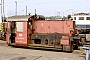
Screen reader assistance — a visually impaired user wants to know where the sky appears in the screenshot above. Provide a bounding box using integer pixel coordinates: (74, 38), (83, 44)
(1, 0), (90, 17)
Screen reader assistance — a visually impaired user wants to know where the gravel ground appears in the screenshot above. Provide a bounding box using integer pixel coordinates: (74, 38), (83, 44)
(0, 40), (86, 60)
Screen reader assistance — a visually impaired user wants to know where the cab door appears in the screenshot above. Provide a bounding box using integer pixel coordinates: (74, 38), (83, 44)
(5, 22), (11, 45)
(15, 22), (28, 46)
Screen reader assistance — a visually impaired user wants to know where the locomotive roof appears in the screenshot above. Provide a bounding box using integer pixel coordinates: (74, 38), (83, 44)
(6, 15), (31, 21)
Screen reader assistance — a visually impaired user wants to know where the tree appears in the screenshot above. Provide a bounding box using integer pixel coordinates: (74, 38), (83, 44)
(45, 16), (67, 20)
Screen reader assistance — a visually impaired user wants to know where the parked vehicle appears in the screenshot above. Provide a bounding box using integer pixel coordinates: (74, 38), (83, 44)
(72, 13), (90, 45)
(5, 15), (82, 52)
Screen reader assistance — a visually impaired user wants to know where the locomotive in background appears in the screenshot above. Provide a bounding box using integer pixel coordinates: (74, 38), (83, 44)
(72, 12), (90, 34)
(71, 13), (90, 45)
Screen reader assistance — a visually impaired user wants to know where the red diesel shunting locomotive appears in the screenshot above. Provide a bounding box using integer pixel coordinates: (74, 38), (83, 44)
(5, 15), (80, 52)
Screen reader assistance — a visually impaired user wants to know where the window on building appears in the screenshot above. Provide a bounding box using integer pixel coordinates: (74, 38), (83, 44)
(74, 17), (76, 20)
(79, 17), (84, 20)
(86, 17), (90, 20)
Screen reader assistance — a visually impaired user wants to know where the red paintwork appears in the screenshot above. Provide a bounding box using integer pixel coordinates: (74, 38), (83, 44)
(34, 20), (75, 34)
(5, 22), (8, 28)
(60, 40), (69, 45)
(34, 21), (49, 33)
(49, 21), (63, 33)
(6, 22), (28, 46)
(63, 20), (75, 34)
(15, 22), (28, 46)
(60, 36), (70, 45)
(6, 17), (75, 46)
(34, 20), (75, 45)
(6, 22), (9, 44)
(4, 22), (9, 44)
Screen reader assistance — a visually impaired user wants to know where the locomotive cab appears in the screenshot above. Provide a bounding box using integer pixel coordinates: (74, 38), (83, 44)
(6, 15), (32, 46)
